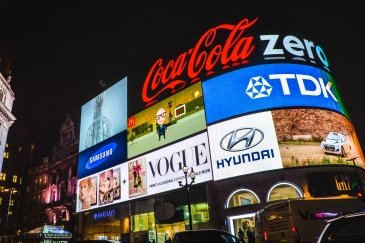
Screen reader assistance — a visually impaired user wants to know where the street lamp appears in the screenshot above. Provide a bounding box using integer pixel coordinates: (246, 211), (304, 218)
(3, 188), (16, 240)
(178, 166), (196, 230)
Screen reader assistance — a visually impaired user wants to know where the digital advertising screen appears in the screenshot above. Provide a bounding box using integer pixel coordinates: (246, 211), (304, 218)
(79, 78), (128, 153)
(208, 111), (283, 181)
(76, 132), (213, 212)
(207, 109), (365, 181)
(272, 108), (364, 168)
(202, 63), (348, 125)
(127, 82), (206, 158)
(77, 78), (128, 179)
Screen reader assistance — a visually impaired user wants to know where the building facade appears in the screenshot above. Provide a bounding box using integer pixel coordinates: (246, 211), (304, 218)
(23, 114), (78, 242)
(0, 61), (16, 172)
(74, 16), (365, 243)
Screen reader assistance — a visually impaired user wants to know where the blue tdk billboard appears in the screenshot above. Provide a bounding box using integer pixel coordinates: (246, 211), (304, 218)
(202, 63), (348, 124)
(77, 77), (128, 179)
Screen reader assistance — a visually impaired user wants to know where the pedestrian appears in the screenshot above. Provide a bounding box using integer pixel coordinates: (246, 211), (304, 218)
(238, 227), (245, 241)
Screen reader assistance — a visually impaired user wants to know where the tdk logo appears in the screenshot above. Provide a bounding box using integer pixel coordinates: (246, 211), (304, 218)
(220, 128), (264, 152)
(246, 77), (272, 99)
(246, 74), (337, 102)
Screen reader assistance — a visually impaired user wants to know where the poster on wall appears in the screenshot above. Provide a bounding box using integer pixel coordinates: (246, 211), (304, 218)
(127, 82), (206, 159)
(77, 78), (128, 179)
(208, 111), (283, 181)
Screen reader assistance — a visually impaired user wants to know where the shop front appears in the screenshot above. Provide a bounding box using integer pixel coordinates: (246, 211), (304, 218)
(215, 165), (365, 239)
(79, 184), (217, 243)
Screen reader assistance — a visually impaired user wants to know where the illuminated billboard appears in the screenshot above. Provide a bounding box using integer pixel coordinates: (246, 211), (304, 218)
(208, 112), (283, 181)
(76, 132), (213, 212)
(272, 108), (364, 167)
(77, 78), (127, 179)
(208, 109), (364, 181)
(127, 82), (206, 158)
(202, 63), (348, 124)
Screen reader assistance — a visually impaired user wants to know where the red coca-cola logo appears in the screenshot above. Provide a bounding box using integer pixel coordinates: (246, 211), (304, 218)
(142, 17), (258, 107)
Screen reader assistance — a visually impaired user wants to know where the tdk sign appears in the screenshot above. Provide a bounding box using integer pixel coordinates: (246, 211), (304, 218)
(202, 63), (349, 124)
(246, 74), (337, 102)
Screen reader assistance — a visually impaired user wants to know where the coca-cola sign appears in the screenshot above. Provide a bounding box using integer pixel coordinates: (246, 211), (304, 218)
(141, 17), (330, 109)
(142, 17), (258, 107)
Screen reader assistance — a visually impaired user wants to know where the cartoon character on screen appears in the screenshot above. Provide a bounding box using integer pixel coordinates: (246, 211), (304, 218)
(156, 107), (167, 141)
(99, 169), (114, 205)
(86, 92), (112, 148)
(133, 163), (143, 192)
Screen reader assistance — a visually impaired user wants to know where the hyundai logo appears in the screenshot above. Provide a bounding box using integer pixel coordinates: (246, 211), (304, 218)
(220, 128), (264, 152)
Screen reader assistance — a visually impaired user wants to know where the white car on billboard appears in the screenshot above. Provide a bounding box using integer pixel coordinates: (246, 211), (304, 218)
(320, 132), (351, 157)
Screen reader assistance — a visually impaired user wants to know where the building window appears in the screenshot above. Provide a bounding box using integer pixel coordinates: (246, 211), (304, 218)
(12, 175), (17, 183)
(267, 182), (303, 202)
(0, 173), (6, 181)
(3, 152), (9, 158)
(0, 197), (2, 205)
(226, 189), (260, 208)
(19, 177), (23, 184)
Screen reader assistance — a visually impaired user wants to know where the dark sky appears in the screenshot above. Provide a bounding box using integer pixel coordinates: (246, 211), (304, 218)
(1, 1), (365, 160)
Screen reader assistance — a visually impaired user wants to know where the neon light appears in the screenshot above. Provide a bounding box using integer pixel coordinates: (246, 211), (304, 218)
(142, 17), (258, 107)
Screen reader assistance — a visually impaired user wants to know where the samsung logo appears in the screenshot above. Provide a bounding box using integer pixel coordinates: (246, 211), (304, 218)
(220, 127), (264, 152)
(86, 143), (116, 169)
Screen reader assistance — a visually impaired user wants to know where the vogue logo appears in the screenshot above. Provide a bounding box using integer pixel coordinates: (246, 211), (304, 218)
(142, 17), (258, 107)
(220, 128), (264, 152)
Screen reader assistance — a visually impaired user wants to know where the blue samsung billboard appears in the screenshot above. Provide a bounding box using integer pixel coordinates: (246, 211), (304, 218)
(77, 131), (127, 179)
(77, 77), (128, 179)
(202, 63), (349, 124)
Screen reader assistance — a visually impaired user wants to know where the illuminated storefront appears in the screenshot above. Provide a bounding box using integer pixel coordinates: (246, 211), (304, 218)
(75, 17), (365, 243)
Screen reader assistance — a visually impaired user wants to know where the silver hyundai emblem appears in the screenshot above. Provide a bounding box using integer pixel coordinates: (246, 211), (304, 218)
(220, 127), (264, 152)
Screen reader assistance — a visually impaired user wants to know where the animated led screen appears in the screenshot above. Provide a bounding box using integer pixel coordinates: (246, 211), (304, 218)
(127, 82), (206, 159)
(77, 78), (127, 179)
(208, 109), (364, 181)
(202, 63), (348, 125)
(76, 132), (213, 212)
(79, 78), (127, 152)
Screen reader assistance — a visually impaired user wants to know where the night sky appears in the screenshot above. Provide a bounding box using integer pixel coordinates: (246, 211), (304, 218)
(1, 1), (365, 161)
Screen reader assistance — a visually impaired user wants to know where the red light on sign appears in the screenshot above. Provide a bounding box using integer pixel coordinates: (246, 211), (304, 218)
(128, 117), (136, 128)
(142, 17), (258, 107)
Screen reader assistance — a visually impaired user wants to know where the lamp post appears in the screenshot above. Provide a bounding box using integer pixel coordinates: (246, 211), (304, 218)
(178, 166), (196, 230)
(3, 188), (16, 241)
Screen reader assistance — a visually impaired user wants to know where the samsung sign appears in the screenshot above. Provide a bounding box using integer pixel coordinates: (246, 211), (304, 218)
(78, 131), (127, 179)
(203, 63), (348, 124)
